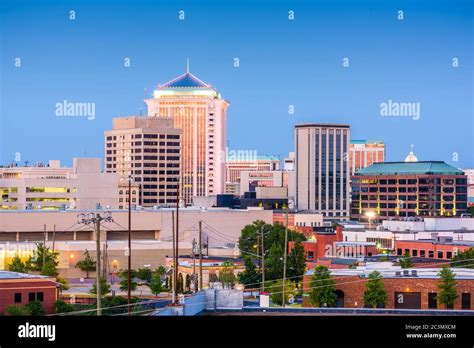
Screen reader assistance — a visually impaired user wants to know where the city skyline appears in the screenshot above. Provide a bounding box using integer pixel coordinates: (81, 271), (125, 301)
(1, 0), (473, 169)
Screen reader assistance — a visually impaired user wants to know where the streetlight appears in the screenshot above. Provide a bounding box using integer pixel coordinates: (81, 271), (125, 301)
(365, 211), (376, 230)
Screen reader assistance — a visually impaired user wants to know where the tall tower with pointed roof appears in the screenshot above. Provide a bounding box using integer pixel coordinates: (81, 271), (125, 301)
(144, 68), (229, 204)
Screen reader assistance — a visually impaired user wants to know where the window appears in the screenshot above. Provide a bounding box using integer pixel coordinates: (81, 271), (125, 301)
(446, 251), (452, 259)
(437, 251), (444, 259)
(412, 249), (418, 257)
(14, 293), (22, 303)
(428, 250), (434, 258)
(462, 293), (471, 310)
(308, 251), (314, 260)
(428, 293), (437, 309)
(37, 292), (44, 302)
(28, 292), (35, 302)
(397, 248), (403, 256)
(420, 250), (425, 257)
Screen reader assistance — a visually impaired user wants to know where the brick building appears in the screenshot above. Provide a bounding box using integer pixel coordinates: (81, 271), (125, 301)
(0, 271), (57, 315)
(288, 225), (377, 268)
(351, 161), (468, 221)
(303, 263), (474, 310)
(395, 239), (474, 260)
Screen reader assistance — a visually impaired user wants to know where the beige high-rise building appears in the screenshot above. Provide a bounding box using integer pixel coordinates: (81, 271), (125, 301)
(295, 123), (350, 219)
(144, 70), (229, 205)
(104, 116), (181, 207)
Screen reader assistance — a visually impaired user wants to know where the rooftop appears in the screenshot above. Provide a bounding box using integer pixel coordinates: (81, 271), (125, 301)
(356, 161), (464, 176)
(0, 271), (53, 280)
(305, 263), (474, 280)
(159, 72), (214, 89)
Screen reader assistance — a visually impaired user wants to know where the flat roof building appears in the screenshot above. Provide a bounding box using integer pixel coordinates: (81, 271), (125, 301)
(104, 116), (181, 207)
(351, 161), (468, 221)
(295, 123), (350, 219)
(0, 159), (119, 211)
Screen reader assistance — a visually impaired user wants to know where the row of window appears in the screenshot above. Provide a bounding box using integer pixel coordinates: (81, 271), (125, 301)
(14, 291), (44, 303)
(397, 248), (453, 259)
(106, 134), (180, 140)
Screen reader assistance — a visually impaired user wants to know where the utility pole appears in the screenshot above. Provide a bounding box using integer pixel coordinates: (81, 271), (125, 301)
(261, 225), (265, 292)
(192, 238), (197, 293)
(171, 210), (175, 304)
(174, 182), (180, 305)
(198, 220), (203, 291)
(52, 225), (56, 253)
(127, 175), (132, 315)
(77, 211), (113, 316)
(43, 224), (46, 271)
(282, 207), (289, 307)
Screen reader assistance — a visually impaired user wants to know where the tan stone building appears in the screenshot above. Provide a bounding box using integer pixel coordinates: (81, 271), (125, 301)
(104, 116), (181, 207)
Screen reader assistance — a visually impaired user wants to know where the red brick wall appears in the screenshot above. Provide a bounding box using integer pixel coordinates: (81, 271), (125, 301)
(303, 274), (474, 310)
(395, 240), (472, 260)
(0, 279), (57, 315)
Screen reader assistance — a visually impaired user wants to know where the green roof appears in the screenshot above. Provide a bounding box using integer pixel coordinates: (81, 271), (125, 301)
(356, 161), (464, 176)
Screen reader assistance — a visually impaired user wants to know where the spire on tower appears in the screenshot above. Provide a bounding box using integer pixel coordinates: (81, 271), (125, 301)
(186, 58), (190, 74)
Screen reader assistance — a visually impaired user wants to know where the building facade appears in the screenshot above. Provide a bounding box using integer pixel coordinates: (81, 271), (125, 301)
(303, 264), (474, 310)
(0, 272), (57, 314)
(351, 161), (468, 221)
(295, 123), (350, 219)
(226, 154), (280, 190)
(0, 159), (119, 210)
(239, 170), (287, 196)
(145, 71), (229, 204)
(349, 140), (385, 175)
(104, 116), (181, 207)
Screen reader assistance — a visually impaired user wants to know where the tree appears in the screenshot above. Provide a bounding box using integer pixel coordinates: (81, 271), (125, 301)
(269, 279), (296, 306)
(137, 268), (153, 283)
(6, 304), (31, 316)
(287, 241), (307, 282)
(55, 300), (74, 313)
(26, 301), (45, 316)
(399, 251), (413, 268)
(309, 266), (337, 307)
(8, 254), (27, 273)
(26, 243), (68, 292)
(265, 243), (284, 281)
(363, 271), (387, 308)
(219, 261), (236, 288)
(119, 269), (137, 292)
(26, 243), (59, 273)
(467, 205), (474, 216)
(237, 257), (261, 287)
(149, 266), (166, 295)
(90, 277), (111, 297)
(438, 266), (458, 309)
(451, 248), (474, 269)
(75, 250), (96, 278)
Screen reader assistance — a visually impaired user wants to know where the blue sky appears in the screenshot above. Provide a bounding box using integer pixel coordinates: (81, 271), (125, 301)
(1, 0), (473, 167)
